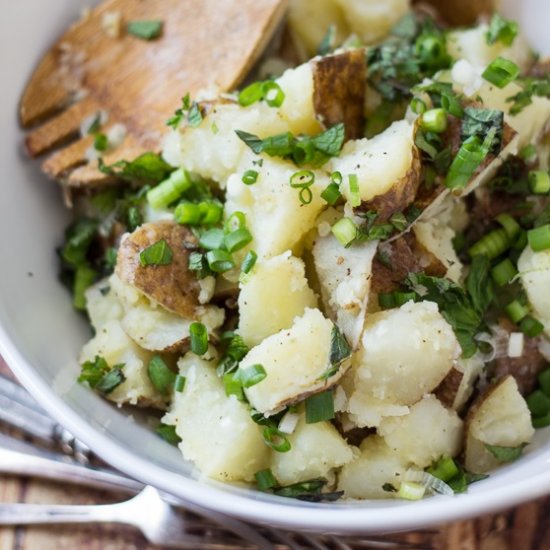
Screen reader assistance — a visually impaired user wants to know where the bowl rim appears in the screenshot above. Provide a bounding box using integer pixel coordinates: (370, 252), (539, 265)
(2, 324), (550, 533)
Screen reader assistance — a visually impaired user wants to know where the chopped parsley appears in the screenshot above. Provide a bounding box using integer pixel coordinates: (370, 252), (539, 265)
(127, 20), (163, 41)
(139, 239), (174, 267)
(79, 356), (125, 394)
(235, 123), (345, 167)
(507, 77), (550, 115)
(99, 152), (173, 185)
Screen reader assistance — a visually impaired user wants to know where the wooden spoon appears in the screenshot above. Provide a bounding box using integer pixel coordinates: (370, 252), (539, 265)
(20, 0), (287, 189)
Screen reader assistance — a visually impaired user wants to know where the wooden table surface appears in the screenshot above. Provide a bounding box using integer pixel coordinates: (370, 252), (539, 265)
(1, 356), (549, 550)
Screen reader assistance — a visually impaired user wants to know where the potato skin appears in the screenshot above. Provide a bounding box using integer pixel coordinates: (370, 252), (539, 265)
(312, 48), (366, 140)
(116, 221), (201, 319)
(414, 0), (494, 26)
(361, 145), (421, 222)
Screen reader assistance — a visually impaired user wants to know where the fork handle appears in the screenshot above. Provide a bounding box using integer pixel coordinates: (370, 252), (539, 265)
(0, 502), (123, 526)
(0, 446), (143, 494)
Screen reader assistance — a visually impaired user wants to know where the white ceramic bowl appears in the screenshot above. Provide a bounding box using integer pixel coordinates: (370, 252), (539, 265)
(3, 0), (550, 535)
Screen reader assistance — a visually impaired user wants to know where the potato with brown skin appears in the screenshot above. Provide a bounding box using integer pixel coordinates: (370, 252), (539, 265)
(312, 48), (366, 141)
(116, 221), (201, 319)
(361, 145), (422, 222)
(414, 0), (494, 26)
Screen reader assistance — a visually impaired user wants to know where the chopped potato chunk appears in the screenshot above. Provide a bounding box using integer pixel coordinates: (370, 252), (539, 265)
(271, 415), (355, 485)
(163, 352), (269, 482)
(238, 251), (317, 347)
(378, 395), (463, 469)
(243, 308), (350, 414)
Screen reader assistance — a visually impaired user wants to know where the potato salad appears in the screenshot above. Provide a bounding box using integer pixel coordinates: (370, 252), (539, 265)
(59, 0), (550, 502)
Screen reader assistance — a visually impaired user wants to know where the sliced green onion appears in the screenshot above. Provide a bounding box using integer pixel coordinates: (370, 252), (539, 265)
(520, 144), (537, 162)
(199, 228), (225, 251)
(147, 356), (176, 394)
(174, 374), (186, 393)
(147, 168), (192, 210)
(332, 218), (357, 247)
(238, 82), (265, 107)
(348, 174), (361, 207)
(482, 57), (520, 89)
(223, 372), (246, 401)
(398, 481), (426, 501)
(320, 182), (341, 205)
(529, 171), (550, 194)
(427, 456), (459, 483)
(262, 81), (285, 108)
(415, 32), (448, 70)
(225, 227), (253, 253)
(262, 426), (291, 452)
(495, 213), (521, 239)
(330, 171), (343, 185)
(539, 368), (550, 396)
(234, 364), (267, 388)
(420, 108), (448, 133)
(174, 202), (201, 225)
(290, 170), (315, 188)
(526, 390), (550, 417)
(505, 300), (529, 324)
(198, 201), (223, 225)
(411, 97), (427, 115)
(189, 322), (208, 355)
(224, 211), (246, 232)
(528, 224), (550, 251)
(299, 187), (313, 205)
(305, 390), (335, 424)
(139, 239), (173, 267)
(255, 469), (278, 491)
(241, 250), (258, 274)
(445, 130), (495, 191)
(242, 170), (259, 185)
(206, 249), (235, 273)
(520, 315), (545, 337)
(94, 133), (108, 152)
(468, 228), (510, 259)
(491, 258), (517, 287)
(73, 265), (97, 311)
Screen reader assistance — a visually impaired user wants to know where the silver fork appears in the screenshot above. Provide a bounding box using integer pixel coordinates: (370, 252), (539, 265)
(0, 373), (436, 549)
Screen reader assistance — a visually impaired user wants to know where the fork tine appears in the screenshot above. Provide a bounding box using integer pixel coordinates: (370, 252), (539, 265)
(25, 95), (101, 157)
(19, 48), (77, 128)
(42, 135), (92, 178)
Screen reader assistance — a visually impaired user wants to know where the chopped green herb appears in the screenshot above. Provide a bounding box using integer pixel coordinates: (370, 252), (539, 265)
(187, 102), (203, 127)
(93, 133), (108, 152)
(241, 250), (258, 274)
(147, 356), (176, 395)
(127, 20), (163, 40)
(317, 25), (336, 55)
(235, 124), (345, 167)
(461, 108), (503, 153)
(166, 94), (191, 129)
(99, 152), (173, 185)
(507, 77), (550, 115)
(156, 423), (181, 446)
(61, 219), (98, 268)
(273, 478), (343, 502)
(95, 366), (125, 395)
(73, 265), (97, 311)
(485, 443), (526, 463)
(78, 356), (111, 388)
(329, 325), (351, 369)
(188, 252), (213, 279)
(174, 375), (186, 393)
(217, 332), (249, 376)
(238, 80), (285, 108)
(139, 239), (173, 267)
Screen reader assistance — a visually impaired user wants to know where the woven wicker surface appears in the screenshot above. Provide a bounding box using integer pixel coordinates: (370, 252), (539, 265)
(0, 356), (548, 550)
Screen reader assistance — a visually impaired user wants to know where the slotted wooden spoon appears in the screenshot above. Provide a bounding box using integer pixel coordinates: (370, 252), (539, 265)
(20, 0), (287, 189)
